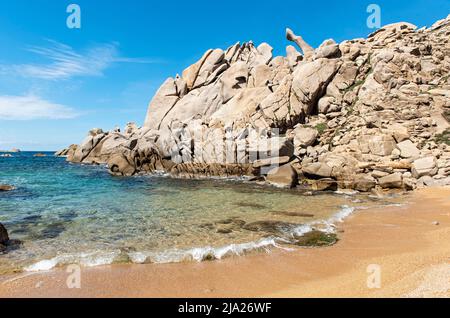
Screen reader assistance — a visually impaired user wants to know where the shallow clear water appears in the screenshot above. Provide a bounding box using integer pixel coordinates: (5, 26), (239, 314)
(0, 152), (401, 273)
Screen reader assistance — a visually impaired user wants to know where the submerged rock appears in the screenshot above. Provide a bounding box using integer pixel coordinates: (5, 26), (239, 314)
(294, 230), (338, 247)
(271, 211), (314, 218)
(234, 202), (267, 209)
(243, 220), (298, 235)
(0, 184), (15, 191)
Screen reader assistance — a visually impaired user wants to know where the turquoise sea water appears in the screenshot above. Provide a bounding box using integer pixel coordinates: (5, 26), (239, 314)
(0, 152), (398, 273)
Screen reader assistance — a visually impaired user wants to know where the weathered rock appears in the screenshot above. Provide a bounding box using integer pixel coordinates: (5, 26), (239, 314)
(359, 135), (397, 156)
(291, 58), (340, 115)
(303, 162), (333, 178)
(353, 175), (377, 192)
(107, 153), (137, 176)
(388, 124), (410, 143)
(253, 156), (291, 169)
(55, 144), (78, 158)
(192, 49), (226, 89)
(286, 28), (314, 59)
(144, 78), (180, 130)
(220, 61), (249, 103)
(309, 178), (338, 191)
(315, 39), (341, 59)
(397, 140), (420, 159)
(266, 164), (298, 188)
(286, 45), (302, 68)
(412, 157), (438, 179)
(293, 127), (319, 149)
(379, 173), (403, 189)
(64, 15), (450, 193)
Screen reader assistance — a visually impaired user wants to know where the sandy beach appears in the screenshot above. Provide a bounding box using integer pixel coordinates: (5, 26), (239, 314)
(0, 187), (449, 298)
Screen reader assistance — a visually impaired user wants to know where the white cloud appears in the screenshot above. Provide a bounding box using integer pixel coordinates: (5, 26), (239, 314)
(0, 94), (78, 120)
(4, 40), (159, 80)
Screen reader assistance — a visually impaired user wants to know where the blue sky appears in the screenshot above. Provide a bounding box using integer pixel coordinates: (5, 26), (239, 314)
(0, 0), (448, 151)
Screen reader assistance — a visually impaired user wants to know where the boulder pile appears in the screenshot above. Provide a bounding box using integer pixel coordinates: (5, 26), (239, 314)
(58, 15), (450, 192)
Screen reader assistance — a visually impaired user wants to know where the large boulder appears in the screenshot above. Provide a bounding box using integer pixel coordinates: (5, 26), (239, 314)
(302, 162), (333, 178)
(412, 157), (438, 179)
(55, 144), (78, 158)
(291, 58), (341, 115)
(251, 74), (304, 129)
(144, 78), (180, 130)
(315, 39), (341, 59)
(69, 129), (106, 163)
(107, 152), (137, 176)
(396, 140), (420, 159)
(266, 164), (298, 188)
(353, 175), (377, 192)
(379, 173), (403, 189)
(387, 124), (410, 143)
(293, 126), (319, 149)
(181, 49), (226, 90)
(191, 49), (226, 89)
(211, 87), (272, 125)
(359, 135), (397, 156)
(220, 62), (249, 103)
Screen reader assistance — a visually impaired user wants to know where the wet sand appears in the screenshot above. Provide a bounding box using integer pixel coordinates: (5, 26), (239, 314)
(0, 187), (449, 298)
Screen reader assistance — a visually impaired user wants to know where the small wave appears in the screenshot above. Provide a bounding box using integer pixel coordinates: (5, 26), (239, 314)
(290, 205), (355, 236)
(24, 206), (356, 272)
(24, 239), (280, 272)
(25, 251), (121, 272)
(129, 237), (281, 264)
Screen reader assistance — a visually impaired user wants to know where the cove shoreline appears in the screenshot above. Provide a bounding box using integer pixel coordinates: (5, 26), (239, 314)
(0, 187), (448, 298)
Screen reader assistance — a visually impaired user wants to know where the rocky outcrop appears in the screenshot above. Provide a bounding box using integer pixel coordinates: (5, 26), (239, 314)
(266, 164), (298, 188)
(61, 15), (450, 192)
(54, 144), (78, 158)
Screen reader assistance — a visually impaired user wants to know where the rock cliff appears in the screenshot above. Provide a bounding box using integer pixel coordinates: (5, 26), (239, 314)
(59, 15), (450, 192)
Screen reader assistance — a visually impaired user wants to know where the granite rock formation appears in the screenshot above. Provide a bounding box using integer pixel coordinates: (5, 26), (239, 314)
(58, 15), (450, 192)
